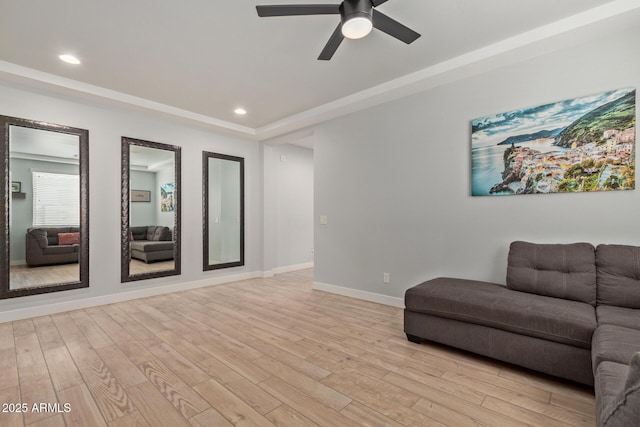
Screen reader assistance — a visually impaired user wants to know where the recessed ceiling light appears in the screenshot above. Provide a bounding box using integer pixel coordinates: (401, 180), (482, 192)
(59, 54), (81, 65)
(234, 107), (247, 115)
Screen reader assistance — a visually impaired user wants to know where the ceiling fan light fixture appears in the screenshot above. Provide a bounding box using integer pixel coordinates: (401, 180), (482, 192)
(340, 0), (373, 40)
(341, 16), (372, 39)
(256, 0), (420, 60)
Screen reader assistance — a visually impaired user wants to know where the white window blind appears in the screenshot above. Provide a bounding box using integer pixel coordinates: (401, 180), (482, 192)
(32, 171), (80, 226)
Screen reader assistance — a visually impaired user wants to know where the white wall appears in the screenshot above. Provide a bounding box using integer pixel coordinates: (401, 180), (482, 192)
(271, 143), (314, 270)
(130, 170), (156, 227)
(313, 25), (640, 301)
(0, 81), (262, 318)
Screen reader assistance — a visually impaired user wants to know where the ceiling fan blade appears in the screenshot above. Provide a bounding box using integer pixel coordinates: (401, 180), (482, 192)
(256, 4), (340, 17)
(318, 23), (344, 60)
(371, 0), (390, 6)
(372, 9), (420, 44)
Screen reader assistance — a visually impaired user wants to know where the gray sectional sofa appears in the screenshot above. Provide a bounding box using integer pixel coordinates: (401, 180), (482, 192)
(129, 226), (174, 263)
(404, 241), (640, 426)
(26, 226), (80, 266)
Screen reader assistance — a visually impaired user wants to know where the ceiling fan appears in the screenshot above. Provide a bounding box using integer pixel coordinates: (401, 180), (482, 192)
(256, 0), (420, 60)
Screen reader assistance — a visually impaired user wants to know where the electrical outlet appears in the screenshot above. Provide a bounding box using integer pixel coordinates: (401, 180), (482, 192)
(320, 215), (328, 225)
(383, 272), (390, 283)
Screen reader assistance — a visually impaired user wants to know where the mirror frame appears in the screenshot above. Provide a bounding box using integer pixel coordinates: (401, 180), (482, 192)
(202, 151), (245, 271)
(121, 137), (181, 282)
(0, 115), (89, 299)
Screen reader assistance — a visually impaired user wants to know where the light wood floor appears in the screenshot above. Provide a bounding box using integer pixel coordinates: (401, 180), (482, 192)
(129, 259), (175, 276)
(9, 263), (79, 290)
(0, 269), (596, 427)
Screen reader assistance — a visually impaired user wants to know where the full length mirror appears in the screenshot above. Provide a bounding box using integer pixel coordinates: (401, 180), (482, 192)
(121, 137), (181, 282)
(203, 152), (244, 270)
(1, 116), (89, 299)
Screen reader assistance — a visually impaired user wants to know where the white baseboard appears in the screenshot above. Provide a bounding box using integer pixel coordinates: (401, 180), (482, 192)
(313, 281), (404, 308)
(273, 262), (314, 275)
(0, 270), (269, 323)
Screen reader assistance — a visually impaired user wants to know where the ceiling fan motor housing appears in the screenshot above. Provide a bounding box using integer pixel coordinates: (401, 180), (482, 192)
(339, 0), (373, 25)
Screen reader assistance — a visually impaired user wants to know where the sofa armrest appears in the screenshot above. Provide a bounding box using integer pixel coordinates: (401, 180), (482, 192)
(26, 229), (49, 249)
(602, 352), (640, 426)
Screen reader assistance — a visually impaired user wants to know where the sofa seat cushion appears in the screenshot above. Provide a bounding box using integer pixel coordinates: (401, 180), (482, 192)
(595, 361), (629, 426)
(592, 325), (640, 371)
(43, 245), (77, 255)
(507, 241), (596, 305)
(601, 352), (640, 427)
(130, 241), (173, 253)
(405, 277), (596, 348)
(597, 305), (640, 330)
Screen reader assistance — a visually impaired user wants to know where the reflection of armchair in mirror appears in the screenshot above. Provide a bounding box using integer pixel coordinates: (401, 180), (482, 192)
(0, 115), (89, 299)
(121, 137), (181, 282)
(203, 152), (244, 271)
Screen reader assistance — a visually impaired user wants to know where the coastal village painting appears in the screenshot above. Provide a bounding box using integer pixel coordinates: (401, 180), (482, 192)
(471, 88), (636, 196)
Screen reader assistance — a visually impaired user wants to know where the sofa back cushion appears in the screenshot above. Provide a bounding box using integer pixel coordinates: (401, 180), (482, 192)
(146, 226), (171, 241)
(130, 226), (148, 241)
(28, 227), (78, 246)
(147, 225), (171, 242)
(27, 228), (49, 248)
(597, 244), (640, 308)
(129, 226), (171, 241)
(507, 241), (596, 305)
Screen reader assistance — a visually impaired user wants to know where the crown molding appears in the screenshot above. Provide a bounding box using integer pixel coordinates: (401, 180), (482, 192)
(0, 60), (256, 137)
(255, 0), (640, 140)
(0, 0), (638, 142)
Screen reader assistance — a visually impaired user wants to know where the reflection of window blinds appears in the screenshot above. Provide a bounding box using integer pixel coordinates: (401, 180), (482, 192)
(32, 171), (80, 226)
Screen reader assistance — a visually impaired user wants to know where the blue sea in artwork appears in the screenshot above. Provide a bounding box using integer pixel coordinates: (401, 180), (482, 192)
(471, 139), (569, 196)
(472, 140), (570, 196)
(472, 145), (504, 196)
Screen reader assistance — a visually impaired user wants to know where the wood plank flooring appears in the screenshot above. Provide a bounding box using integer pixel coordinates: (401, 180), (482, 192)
(0, 269), (596, 426)
(8, 260), (174, 292)
(9, 264), (79, 290)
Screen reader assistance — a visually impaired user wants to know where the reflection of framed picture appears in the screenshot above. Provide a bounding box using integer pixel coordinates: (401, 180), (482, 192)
(161, 182), (174, 212)
(11, 181), (21, 193)
(131, 189), (151, 202)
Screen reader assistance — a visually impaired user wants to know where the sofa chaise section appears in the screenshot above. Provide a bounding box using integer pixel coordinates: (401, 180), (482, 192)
(405, 273), (597, 385)
(404, 241), (640, 426)
(130, 226), (174, 263)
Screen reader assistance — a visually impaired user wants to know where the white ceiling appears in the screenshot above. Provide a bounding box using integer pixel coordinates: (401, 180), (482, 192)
(9, 126), (79, 161)
(0, 0), (639, 143)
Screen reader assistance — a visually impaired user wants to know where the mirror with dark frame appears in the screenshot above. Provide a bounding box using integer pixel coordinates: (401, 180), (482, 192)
(121, 137), (181, 282)
(0, 115), (89, 299)
(203, 151), (244, 271)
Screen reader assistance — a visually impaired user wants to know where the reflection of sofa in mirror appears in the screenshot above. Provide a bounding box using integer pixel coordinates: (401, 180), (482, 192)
(130, 226), (174, 263)
(26, 227), (80, 267)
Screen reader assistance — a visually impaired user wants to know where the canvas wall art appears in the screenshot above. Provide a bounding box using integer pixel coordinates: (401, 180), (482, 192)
(471, 88), (636, 196)
(160, 182), (174, 212)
